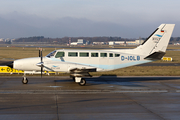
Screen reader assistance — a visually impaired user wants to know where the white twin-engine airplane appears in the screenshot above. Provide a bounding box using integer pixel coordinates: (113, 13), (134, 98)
(8, 24), (175, 86)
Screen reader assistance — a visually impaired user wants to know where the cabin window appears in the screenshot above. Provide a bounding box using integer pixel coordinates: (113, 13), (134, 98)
(80, 52), (89, 57)
(91, 53), (98, 57)
(68, 52), (78, 57)
(115, 54), (120, 57)
(55, 52), (65, 58)
(109, 53), (113, 57)
(100, 53), (107, 57)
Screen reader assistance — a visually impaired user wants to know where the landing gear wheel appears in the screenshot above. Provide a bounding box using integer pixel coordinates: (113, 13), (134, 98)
(79, 78), (86, 86)
(22, 77), (28, 84)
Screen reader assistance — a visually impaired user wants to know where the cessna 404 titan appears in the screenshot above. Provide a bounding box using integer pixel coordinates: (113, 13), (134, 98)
(7, 24), (175, 86)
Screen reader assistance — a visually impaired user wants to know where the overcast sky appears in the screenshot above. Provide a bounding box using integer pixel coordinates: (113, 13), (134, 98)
(0, 0), (179, 38)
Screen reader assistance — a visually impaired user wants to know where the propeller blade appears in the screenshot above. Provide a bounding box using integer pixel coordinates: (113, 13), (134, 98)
(41, 49), (42, 62)
(39, 48), (43, 78)
(39, 49), (41, 57)
(41, 65), (43, 78)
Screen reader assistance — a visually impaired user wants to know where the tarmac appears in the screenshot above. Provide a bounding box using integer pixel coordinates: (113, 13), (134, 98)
(0, 76), (180, 120)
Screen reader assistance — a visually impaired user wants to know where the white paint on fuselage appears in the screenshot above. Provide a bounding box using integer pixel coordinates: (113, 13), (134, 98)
(13, 49), (151, 72)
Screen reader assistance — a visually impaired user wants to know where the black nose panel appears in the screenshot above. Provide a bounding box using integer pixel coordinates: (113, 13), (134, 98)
(0, 61), (13, 68)
(7, 61), (14, 68)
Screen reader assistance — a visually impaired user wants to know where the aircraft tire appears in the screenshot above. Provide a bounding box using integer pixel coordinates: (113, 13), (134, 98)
(79, 78), (86, 86)
(22, 78), (28, 84)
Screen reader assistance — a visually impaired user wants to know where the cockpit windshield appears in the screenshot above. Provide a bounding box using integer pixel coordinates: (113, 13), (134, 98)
(46, 50), (56, 58)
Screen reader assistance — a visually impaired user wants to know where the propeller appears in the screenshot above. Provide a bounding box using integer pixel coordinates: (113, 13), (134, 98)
(40, 49), (43, 78)
(37, 48), (54, 76)
(39, 49), (41, 57)
(37, 48), (43, 78)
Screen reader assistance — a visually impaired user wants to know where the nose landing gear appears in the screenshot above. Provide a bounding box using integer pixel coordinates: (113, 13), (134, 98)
(22, 77), (28, 84)
(22, 73), (28, 84)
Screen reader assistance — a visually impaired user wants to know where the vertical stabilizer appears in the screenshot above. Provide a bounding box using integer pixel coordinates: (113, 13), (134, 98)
(133, 24), (175, 56)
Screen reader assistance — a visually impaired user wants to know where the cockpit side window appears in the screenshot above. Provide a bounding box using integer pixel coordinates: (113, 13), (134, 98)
(46, 50), (56, 58)
(55, 52), (65, 58)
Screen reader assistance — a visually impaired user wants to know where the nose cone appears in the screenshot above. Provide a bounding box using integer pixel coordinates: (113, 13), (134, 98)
(14, 57), (40, 71)
(14, 59), (23, 70)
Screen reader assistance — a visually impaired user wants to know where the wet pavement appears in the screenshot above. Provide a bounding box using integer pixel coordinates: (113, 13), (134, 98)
(0, 76), (180, 120)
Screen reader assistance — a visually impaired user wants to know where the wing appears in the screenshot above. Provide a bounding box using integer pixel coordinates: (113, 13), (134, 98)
(69, 67), (97, 78)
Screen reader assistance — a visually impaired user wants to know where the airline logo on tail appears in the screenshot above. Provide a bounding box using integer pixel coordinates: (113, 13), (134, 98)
(153, 33), (164, 43)
(155, 34), (162, 37)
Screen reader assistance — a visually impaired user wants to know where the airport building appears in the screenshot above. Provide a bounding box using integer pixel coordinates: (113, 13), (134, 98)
(77, 39), (86, 45)
(135, 39), (144, 45)
(70, 42), (78, 45)
(126, 40), (144, 45)
(109, 41), (125, 45)
(126, 41), (136, 45)
(70, 39), (86, 45)
(93, 42), (106, 45)
(114, 41), (125, 45)
(108, 40), (144, 46)
(109, 41), (115, 45)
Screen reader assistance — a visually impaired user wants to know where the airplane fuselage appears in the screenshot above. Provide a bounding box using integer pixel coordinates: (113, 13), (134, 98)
(14, 49), (151, 73)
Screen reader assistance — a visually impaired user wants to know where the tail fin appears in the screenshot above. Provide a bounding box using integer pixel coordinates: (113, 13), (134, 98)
(134, 24), (175, 58)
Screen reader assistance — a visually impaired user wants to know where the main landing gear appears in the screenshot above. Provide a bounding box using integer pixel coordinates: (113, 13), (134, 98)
(73, 77), (86, 86)
(79, 78), (86, 86)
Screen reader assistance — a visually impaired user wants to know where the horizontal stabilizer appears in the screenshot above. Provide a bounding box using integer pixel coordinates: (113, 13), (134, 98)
(144, 52), (165, 60)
